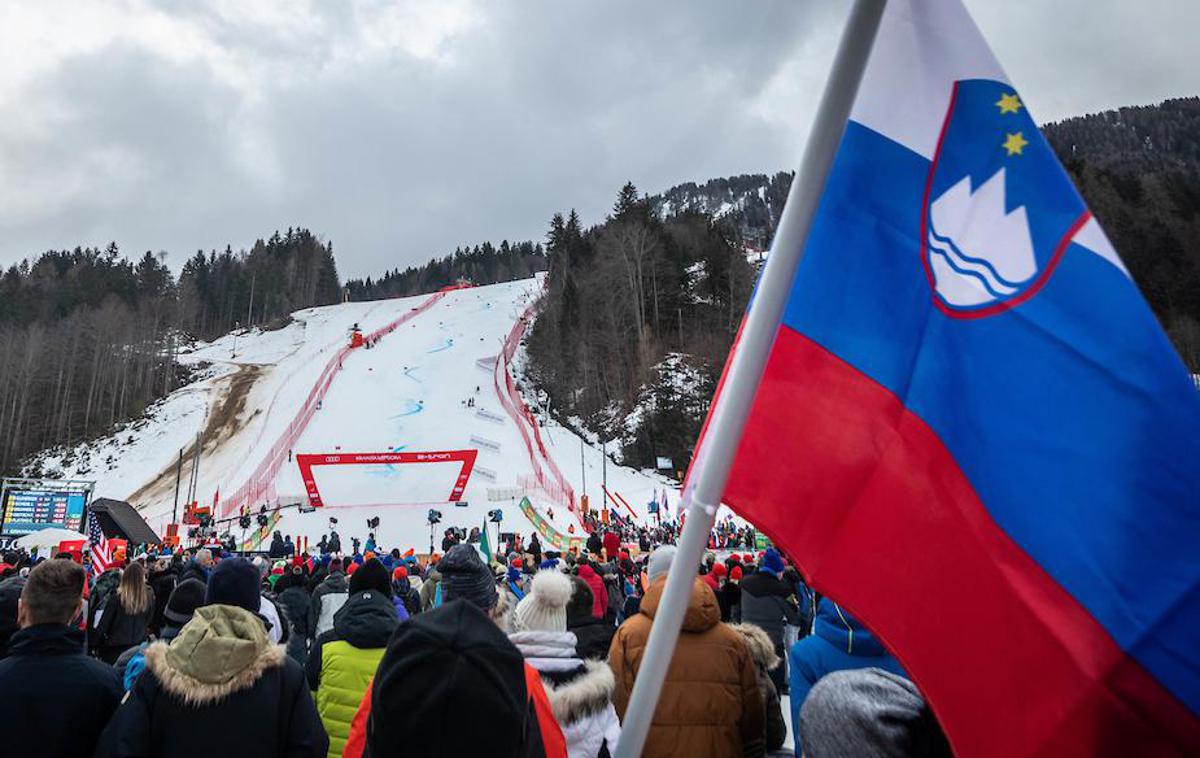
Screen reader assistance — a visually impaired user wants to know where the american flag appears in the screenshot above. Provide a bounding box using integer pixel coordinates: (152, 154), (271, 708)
(88, 512), (112, 577)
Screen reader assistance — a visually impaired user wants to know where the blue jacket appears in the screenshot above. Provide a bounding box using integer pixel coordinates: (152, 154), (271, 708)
(788, 599), (907, 756)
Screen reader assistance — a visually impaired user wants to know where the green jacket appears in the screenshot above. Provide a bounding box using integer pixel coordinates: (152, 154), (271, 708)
(305, 589), (398, 758)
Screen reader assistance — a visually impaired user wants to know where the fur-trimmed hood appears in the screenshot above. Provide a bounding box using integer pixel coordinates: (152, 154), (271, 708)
(730, 622), (781, 672)
(144, 604), (286, 706)
(542, 659), (616, 726)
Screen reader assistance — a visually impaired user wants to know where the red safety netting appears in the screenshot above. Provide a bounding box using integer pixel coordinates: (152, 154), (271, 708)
(219, 292), (447, 518)
(494, 299), (590, 532)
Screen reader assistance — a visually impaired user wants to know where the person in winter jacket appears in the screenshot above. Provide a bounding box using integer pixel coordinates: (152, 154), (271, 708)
(276, 568), (312, 663)
(418, 564), (443, 610)
(146, 558), (177, 636)
(576, 562), (607, 620)
(268, 531), (287, 559)
(738, 548), (799, 695)
(308, 558), (349, 640)
(719, 565), (743, 623)
(510, 571), (621, 758)
(731, 623), (788, 753)
(99, 557), (328, 758)
(566, 576), (614, 661)
(601, 530), (620, 562)
(0, 559), (122, 758)
(342, 600), (566, 757)
(115, 578), (206, 690)
(391, 566), (420, 618)
(94, 561), (155, 664)
(177, 548), (213, 585)
(306, 558), (399, 758)
(788, 598), (908, 757)
(586, 530), (602, 557)
(608, 548), (764, 758)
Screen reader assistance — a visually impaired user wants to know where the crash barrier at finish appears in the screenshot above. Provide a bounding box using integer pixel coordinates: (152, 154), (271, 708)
(493, 300), (588, 532)
(517, 496), (585, 552)
(295, 450), (478, 508)
(219, 290), (449, 518)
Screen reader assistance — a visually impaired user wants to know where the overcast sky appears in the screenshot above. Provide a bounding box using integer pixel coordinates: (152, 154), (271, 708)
(1, 1), (1196, 279)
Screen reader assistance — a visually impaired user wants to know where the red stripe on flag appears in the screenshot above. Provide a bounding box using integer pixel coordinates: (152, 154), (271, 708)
(723, 325), (1200, 756)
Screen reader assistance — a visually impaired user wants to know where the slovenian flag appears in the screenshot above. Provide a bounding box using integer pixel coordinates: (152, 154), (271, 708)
(705, 1), (1200, 754)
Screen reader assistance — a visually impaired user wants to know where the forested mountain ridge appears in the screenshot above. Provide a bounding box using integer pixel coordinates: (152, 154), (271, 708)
(1043, 96), (1200, 369)
(0, 229), (340, 474)
(345, 239), (545, 299)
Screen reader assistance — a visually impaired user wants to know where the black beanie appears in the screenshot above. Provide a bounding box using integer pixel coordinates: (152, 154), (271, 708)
(349, 558), (392, 598)
(439, 544), (497, 611)
(204, 558), (261, 613)
(164, 578), (207, 625)
(368, 601), (528, 754)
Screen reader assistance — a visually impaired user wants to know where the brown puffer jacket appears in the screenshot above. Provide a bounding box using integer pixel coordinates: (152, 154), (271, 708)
(609, 576), (765, 758)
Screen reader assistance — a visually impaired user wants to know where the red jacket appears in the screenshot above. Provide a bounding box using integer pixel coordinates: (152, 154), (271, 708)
(577, 564), (608, 619)
(602, 532), (620, 560)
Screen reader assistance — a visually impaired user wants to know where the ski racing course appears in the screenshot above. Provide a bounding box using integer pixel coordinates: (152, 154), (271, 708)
(43, 277), (675, 552)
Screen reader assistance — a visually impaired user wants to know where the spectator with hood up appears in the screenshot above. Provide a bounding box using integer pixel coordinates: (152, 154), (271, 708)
(789, 598), (908, 757)
(608, 545), (763, 758)
(101, 557), (327, 757)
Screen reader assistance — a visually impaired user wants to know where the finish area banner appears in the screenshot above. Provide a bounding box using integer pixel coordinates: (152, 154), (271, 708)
(296, 450), (478, 507)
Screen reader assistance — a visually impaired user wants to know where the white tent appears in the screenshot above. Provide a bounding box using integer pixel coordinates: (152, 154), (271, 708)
(13, 527), (87, 552)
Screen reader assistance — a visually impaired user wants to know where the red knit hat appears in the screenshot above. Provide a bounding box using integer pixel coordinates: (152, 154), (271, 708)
(730, 566), (743, 581)
(347, 561), (360, 575)
(711, 563), (727, 578)
(393, 566), (408, 580)
(742, 553), (754, 563)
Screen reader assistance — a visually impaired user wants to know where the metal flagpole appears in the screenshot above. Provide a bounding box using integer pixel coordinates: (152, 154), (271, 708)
(613, 1), (888, 755)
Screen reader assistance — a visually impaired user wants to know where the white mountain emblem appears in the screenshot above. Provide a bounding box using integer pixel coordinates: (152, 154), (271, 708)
(927, 168), (1037, 307)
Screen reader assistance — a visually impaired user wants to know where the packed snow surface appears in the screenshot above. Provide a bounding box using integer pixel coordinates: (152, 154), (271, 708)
(41, 278), (678, 551)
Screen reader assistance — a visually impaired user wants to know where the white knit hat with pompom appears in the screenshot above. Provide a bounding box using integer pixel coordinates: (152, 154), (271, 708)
(511, 570), (573, 632)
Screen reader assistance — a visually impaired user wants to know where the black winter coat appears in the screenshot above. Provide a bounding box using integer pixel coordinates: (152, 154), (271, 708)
(277, 584), (312, 663)
(567, 612), (616, 661)
(99, 618), (327, 757)
(147, 567), (176, 635)
(0, 624), (122, 757)
(738, 571), (799, 648)
(95, 592), (155, 663)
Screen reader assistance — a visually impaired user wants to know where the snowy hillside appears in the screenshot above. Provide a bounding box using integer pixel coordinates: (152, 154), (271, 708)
(34, 278), (677, 551)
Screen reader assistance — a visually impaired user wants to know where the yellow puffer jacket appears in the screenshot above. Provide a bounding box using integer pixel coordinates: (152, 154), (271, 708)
(305, 589), (399, 758)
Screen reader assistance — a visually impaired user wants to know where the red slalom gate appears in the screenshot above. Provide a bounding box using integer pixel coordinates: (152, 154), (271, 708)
(296, 450), (478, 508)
(219, 290), (448, 518)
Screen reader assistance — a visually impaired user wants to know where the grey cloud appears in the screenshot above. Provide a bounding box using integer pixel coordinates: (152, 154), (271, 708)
(0, 1), (1195, 279)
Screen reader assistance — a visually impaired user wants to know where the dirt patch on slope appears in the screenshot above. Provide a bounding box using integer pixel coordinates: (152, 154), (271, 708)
(129, 364), (264, 507)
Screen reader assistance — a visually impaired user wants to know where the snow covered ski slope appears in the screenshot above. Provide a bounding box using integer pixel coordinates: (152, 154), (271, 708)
(40, 277), (676, 551)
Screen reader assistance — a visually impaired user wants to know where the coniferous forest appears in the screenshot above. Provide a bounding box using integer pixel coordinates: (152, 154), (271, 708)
(0, 229), (339, 473)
